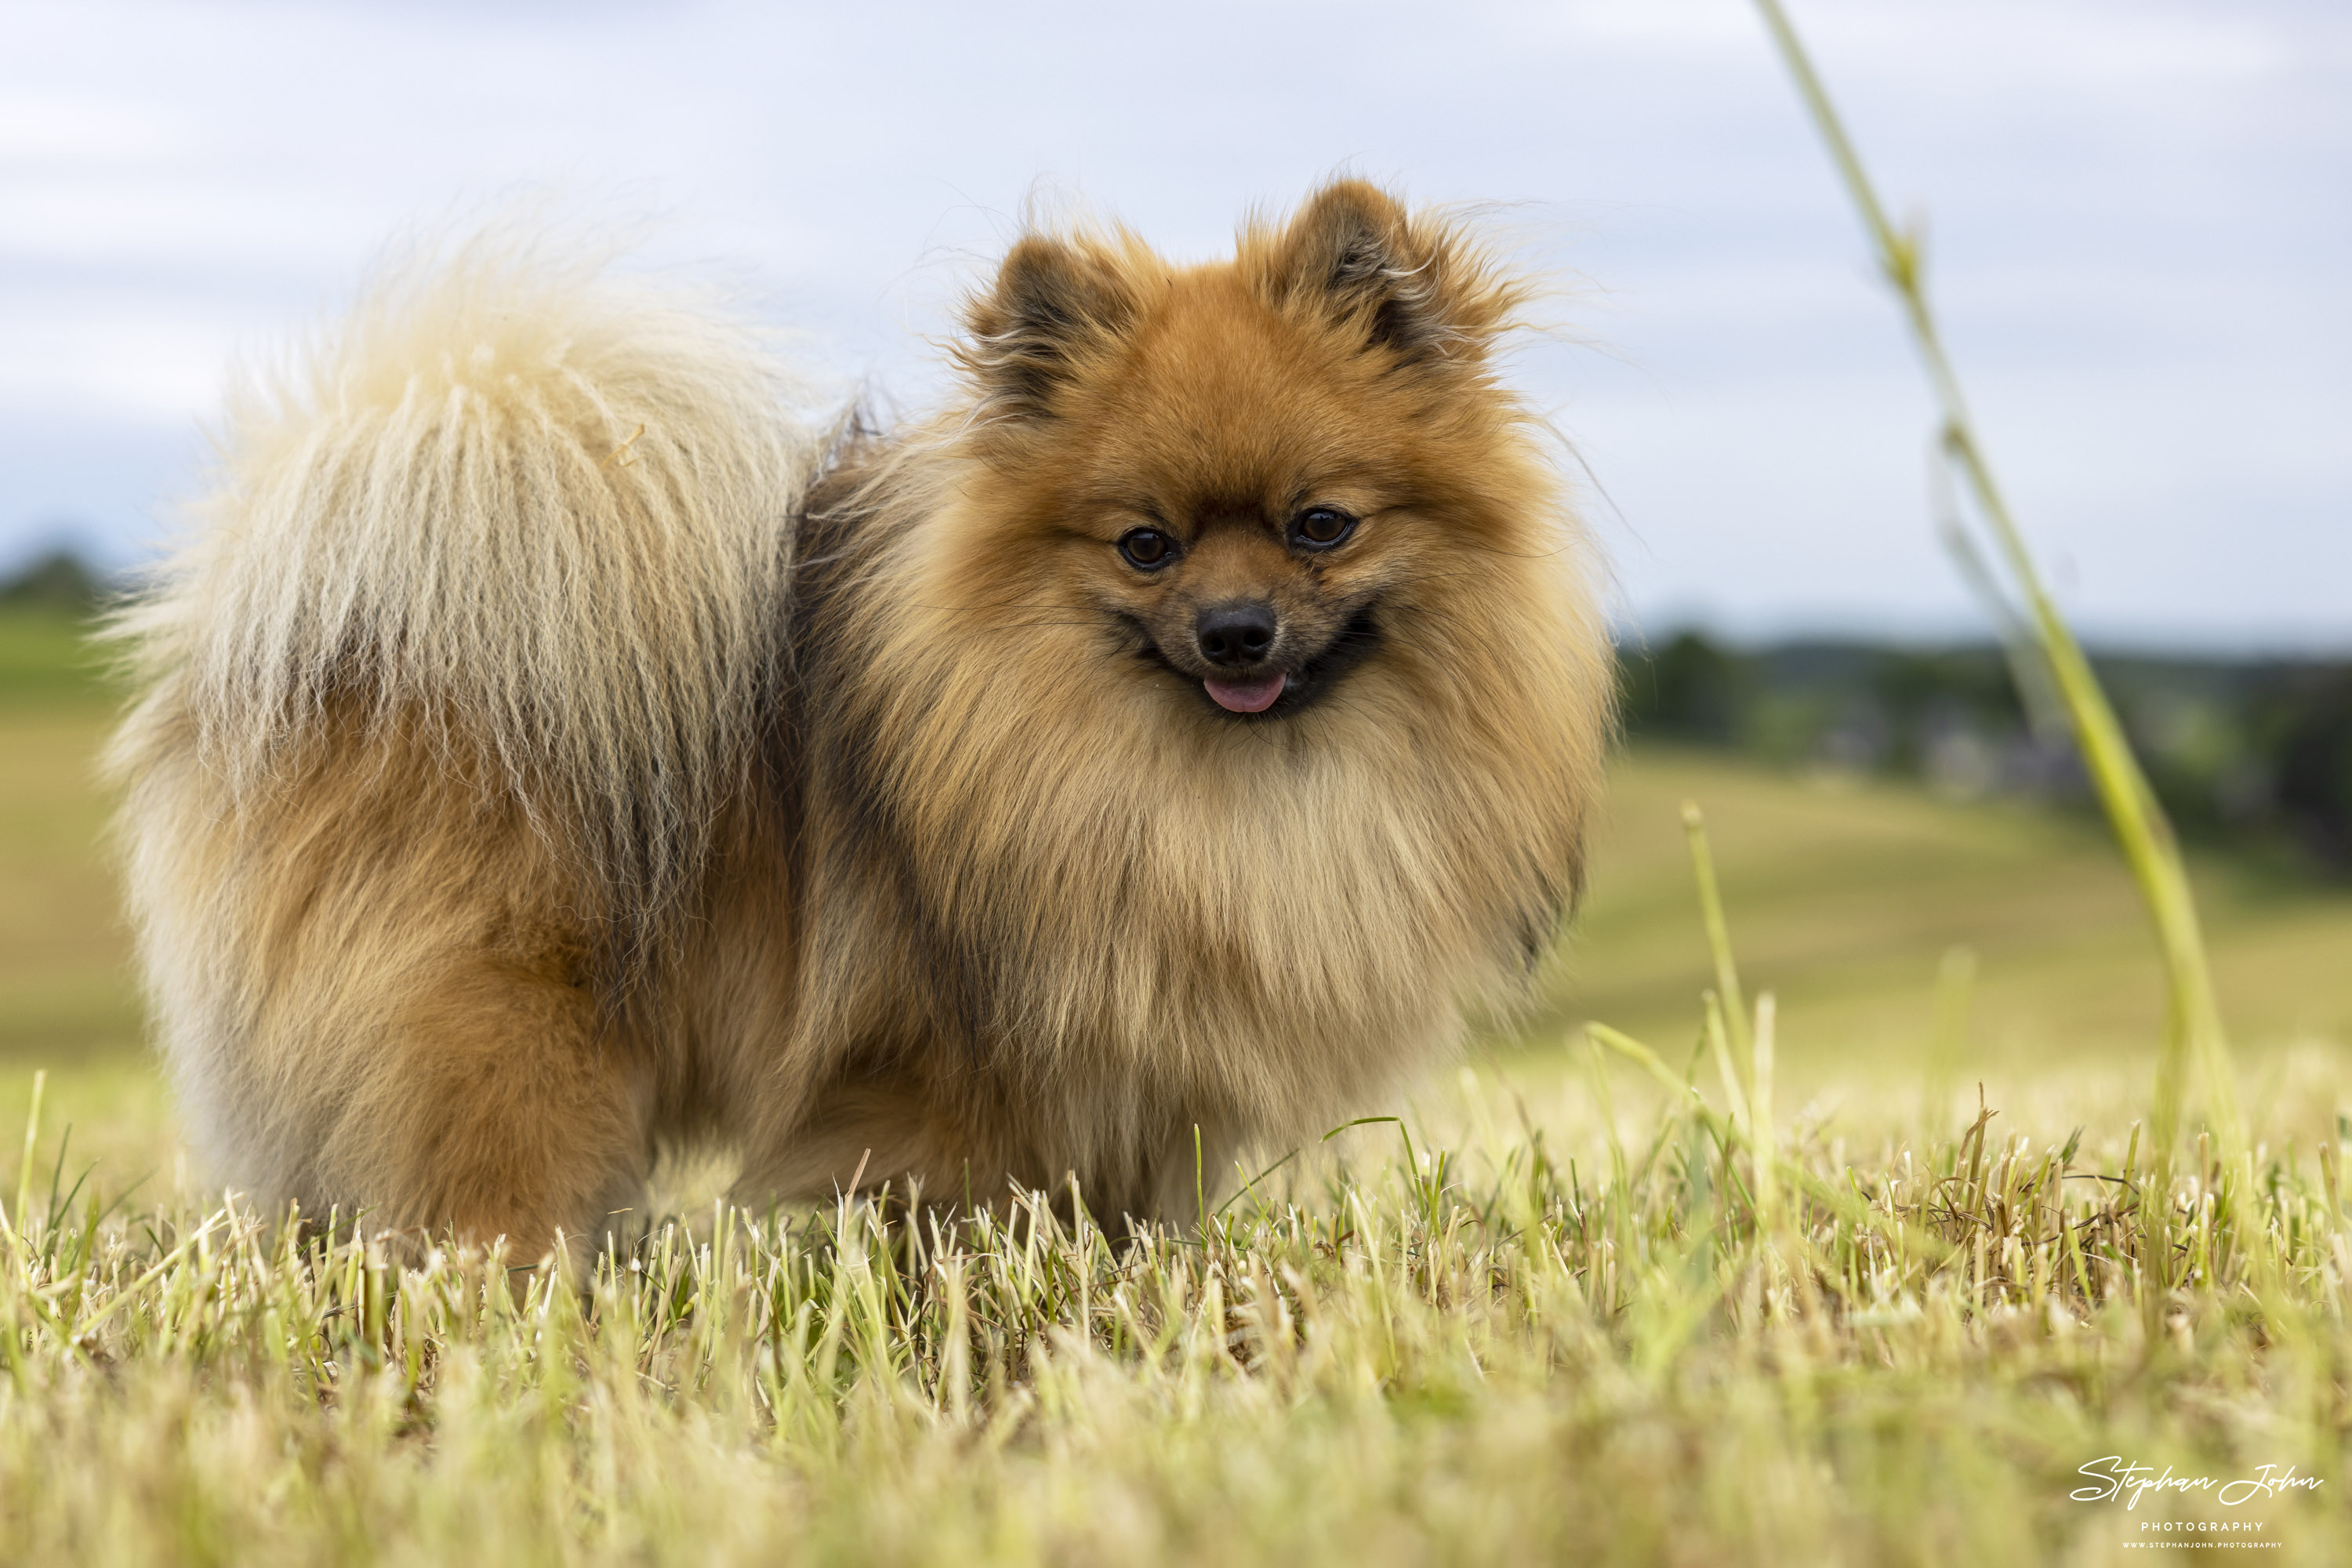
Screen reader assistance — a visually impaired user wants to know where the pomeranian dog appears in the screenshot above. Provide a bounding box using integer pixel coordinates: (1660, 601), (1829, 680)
(109, 181), (1613, 1252)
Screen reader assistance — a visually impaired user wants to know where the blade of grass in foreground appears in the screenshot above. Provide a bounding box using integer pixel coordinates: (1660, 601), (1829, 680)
(1750, 0), (2242, 1163)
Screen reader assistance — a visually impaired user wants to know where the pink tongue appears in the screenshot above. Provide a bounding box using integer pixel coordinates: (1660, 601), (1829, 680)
(1203, 673), (1287, 713)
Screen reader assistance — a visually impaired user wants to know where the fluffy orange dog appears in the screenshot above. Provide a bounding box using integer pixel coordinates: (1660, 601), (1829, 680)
(110, 182), (1613, 1252)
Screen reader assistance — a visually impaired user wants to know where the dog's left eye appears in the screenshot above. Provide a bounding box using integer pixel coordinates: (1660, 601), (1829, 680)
(1293, 507), (1356, 549)
(1118, 528), (1176, 569)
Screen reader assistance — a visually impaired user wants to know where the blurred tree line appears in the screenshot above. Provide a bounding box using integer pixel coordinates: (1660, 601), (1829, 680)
(1620, 631), (2352, 874)
(0, 548), (105, 611)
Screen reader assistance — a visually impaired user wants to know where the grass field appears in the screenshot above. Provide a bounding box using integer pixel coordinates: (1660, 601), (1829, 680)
(4, 614), (2350, 1563)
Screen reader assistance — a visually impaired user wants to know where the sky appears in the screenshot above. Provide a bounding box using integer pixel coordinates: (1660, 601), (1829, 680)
(6, 0), (2348, 649)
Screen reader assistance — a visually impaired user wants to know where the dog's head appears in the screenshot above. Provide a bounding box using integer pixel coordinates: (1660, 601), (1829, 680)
(942, 181), (1561, 724)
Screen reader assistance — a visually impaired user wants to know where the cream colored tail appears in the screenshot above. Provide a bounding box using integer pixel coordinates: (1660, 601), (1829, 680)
(111, 225), (829, 960)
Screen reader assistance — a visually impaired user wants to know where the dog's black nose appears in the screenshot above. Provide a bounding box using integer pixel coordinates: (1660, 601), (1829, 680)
(1195, 601), (1278, 667)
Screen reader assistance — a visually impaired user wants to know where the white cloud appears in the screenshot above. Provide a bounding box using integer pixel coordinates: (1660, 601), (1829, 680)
(0, 297), (241, 423)
(0, 89), (188, 164)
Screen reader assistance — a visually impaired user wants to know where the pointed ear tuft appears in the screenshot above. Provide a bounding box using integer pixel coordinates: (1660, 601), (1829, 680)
(959, 237), (1134, 419)
(1261, 180), (1517, 368)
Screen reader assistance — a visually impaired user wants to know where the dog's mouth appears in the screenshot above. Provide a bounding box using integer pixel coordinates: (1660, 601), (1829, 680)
(1126, 605), (1384, 720)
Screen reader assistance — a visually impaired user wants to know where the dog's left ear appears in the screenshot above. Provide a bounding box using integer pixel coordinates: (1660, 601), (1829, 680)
(1258, 181), (1515, 370)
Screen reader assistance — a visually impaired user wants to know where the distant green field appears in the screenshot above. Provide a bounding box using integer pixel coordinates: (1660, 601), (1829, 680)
(0, 604), (114, 706)
(1527, 749), (2352, 1103)
(0, 703), (138, 1062)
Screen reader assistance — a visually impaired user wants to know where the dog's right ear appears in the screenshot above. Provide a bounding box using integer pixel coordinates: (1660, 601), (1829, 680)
(960, 237), (1134, 421)
(1258, 180), (1520, 373)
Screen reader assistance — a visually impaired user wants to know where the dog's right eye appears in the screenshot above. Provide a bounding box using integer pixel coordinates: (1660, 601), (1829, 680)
(1118, 528), (1176, 570)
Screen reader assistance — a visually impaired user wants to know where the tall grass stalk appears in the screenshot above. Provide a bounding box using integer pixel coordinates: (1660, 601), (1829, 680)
(1751, 0), (2243, 1163)
(1682, 804), (1751, 1072)
(1923, 945), (1978, 1131)
(5, 1069), (39, 1240)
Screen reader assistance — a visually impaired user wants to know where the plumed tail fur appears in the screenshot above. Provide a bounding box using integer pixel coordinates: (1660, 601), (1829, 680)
(110, 228), (826, 973)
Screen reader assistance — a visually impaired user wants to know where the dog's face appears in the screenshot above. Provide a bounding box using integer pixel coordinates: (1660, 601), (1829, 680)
(1041, 292), (1418, 720)
(947, 181), (1544, 724)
